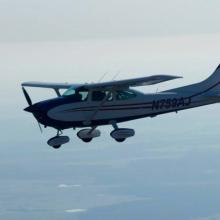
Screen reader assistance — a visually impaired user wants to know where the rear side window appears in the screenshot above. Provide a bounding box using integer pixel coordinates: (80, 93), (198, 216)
(116, 90), (136, 100)
(92, 91), (113, 101)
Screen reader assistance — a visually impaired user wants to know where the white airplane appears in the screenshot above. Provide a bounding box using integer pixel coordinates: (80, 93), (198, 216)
(22, 65), (220, 149)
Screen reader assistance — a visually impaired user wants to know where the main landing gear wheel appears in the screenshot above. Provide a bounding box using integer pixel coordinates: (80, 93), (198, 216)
(81, 138), (93, 143)
(52, 145), (62, 149)
(77, 128), (101, 143)
(115, 138), (126, 143)
(47, 131), (70, 149)
(110, 122), (135, 143)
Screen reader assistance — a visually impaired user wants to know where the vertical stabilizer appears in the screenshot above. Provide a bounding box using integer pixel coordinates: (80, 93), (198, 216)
(199, 64), (220, 95)
(203, 64), (220, 86)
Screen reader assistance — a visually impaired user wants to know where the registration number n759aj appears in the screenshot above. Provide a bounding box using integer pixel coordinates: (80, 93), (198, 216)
(152, 97), (191, 110)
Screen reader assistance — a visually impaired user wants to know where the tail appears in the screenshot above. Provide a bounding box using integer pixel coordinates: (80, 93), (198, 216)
(204, 64), (220, 84)
(200, 64), (220, 95)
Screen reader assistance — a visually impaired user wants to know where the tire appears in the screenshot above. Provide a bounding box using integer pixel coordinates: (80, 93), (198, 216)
(52, 145), (62, 149)
(82, 138), (92, 143)
(115, 138), (126, 143)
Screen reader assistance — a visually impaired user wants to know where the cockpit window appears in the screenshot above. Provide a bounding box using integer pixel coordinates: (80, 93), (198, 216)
(63, 87), (88, 102)
(116, 90), (137, 100)
(63, 87), (76, 96)
(92, 90), (113, 101)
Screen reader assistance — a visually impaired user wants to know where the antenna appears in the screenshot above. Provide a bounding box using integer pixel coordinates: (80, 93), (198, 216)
(98, 72), (108, 83)
(112, 71), (121, 81)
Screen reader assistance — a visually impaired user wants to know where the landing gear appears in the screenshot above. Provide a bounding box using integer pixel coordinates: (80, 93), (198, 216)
(47, 130), (70, 149)
(110, 121), (135, 143)
(77, 128), (101, 143)
(52, 145), (62, 149)
(115, 138), (126, 143)
(81, 138), (93, 143)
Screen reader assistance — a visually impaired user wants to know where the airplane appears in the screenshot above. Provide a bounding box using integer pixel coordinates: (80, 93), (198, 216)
(22, 64), (220, 149)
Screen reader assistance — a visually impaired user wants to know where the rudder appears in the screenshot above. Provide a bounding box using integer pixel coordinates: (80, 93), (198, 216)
(204, 64), (220, 84)
(202, 64), (220, 94)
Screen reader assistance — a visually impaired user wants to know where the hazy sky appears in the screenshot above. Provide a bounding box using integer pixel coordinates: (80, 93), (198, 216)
(0, 1), (220, 220)
(0, 0), (219, 42)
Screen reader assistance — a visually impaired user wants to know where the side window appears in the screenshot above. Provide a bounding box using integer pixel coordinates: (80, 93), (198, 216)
(92, 90), (113, 101)
(92, 91), (106, 101)
(78, 90), (89, 101)
(116, 90), (137, 100)
(105, 91), (113, 101)
(63, 87), (88, 102)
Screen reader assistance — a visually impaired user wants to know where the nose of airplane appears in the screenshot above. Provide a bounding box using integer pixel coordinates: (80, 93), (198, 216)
(24, 98), (63, 115)
(24, 103), (44, 114)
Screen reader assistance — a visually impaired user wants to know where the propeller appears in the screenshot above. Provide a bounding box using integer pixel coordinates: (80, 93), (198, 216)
(37, 121), (43, 133)
(22, 87), (43, 134)
(22, 87), (32, 106)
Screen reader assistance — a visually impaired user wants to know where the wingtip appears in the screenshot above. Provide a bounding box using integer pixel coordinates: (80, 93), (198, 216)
(175, 76), (183, 79)
(213, 64), (220, 72)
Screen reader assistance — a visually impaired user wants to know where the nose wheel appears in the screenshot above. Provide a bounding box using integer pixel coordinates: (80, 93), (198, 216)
(47, 130), (70, 149)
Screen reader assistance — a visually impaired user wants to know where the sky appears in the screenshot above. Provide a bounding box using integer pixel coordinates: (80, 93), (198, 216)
(0, 0), (220, 219)
(0, 0), (219, 41)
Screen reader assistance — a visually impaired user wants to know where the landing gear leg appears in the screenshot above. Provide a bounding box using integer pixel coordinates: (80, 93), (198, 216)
(57, 130), (63, 136)
(110, 121), (124, 142)
(111, 121), (119, 130)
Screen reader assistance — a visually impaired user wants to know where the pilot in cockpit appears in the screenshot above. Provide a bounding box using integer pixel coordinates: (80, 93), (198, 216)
(92, 91), (106, 101)
(72, 91), (83, 101)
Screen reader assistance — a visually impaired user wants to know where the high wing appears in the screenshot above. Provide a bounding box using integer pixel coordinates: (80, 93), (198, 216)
(85, 75), (182, 90)
(21, 82), (83, 97)
(22, 75), (182, 91)
(21, 82), (81, 89)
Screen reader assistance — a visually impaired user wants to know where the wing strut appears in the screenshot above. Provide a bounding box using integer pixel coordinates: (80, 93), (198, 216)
(83, 91), (113, 126)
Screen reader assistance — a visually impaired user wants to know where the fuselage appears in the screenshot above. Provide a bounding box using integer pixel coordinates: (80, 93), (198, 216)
(25, 85), (220, 130)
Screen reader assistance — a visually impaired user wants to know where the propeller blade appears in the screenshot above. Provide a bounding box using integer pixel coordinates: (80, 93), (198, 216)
(37, 120), (43, 134)
(22, 87), (32, 106)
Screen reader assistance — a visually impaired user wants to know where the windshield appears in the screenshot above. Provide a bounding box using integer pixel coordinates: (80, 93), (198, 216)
(62, 87), (88, 102)
(62, 87), (76, 96)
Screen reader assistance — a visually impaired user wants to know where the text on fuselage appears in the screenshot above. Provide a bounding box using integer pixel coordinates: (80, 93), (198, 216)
(152, 97), (191, 110)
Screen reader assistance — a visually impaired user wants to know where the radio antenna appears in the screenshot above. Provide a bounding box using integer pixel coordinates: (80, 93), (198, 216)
(98, 72), (108, 83)
(112, 71), (120, 81)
